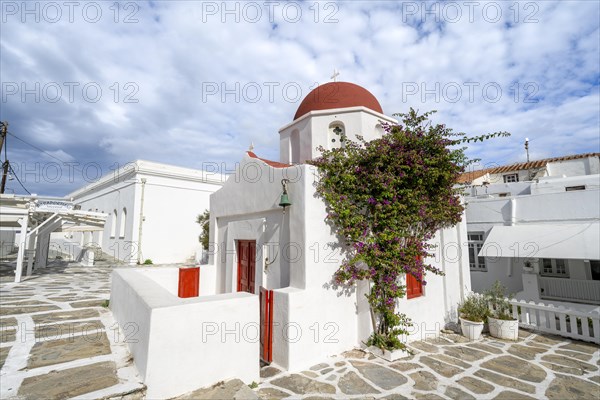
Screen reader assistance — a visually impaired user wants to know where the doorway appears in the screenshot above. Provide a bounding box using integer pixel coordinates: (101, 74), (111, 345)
(237, 240), (256, 293)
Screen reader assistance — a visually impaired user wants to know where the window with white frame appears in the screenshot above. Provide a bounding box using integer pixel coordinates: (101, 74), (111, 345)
(468, 233), (486, 271)
(541, 258), (569, 277)
(503, 173), (519, 183)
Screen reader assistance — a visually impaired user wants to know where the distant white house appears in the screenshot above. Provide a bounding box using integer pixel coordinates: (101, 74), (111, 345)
(462, 153), (600, 307)
(110, 82), (472, 399)
(63, 160), (226, 265)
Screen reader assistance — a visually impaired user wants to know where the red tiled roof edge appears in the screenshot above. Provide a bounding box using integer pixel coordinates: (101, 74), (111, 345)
(458, 152), (600, 183)
(246, 151), (292, 168)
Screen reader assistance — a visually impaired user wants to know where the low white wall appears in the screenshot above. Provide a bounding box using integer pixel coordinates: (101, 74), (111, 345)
(110, 268), (259, 399)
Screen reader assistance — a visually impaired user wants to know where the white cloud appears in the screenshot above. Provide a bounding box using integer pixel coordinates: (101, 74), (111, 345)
(0, 0), (598, 196)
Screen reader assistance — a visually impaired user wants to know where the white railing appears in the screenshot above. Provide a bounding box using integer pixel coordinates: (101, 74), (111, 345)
(510, 299), (600, 344)
(539, 277), (600, 305)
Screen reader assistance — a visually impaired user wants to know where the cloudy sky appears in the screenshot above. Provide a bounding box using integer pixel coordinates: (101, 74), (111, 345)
(1, 0), (599, 196)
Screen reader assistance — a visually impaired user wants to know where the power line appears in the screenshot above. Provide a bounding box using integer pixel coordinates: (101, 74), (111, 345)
(8, 163), (31, 195)
(7, 131), (73, 166)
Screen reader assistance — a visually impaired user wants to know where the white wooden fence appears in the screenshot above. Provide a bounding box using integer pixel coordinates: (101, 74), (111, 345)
(510, 299), (600, 344)
(539, 277), (600, 305)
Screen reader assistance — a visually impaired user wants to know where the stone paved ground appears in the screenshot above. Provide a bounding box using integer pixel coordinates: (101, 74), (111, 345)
(0, 261), (145, 399)
(257, 331), (600, 400)
(2, 261), (599, 400)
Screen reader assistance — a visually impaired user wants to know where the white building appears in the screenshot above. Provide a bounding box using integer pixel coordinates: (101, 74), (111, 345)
(65, 160), (226, 265)
(110, 82), (472, 398)
(462, 153), (600, 306)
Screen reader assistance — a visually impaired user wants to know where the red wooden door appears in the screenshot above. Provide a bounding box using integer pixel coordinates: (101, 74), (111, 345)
(237, 240), (256, 293)
(178, 267), (200, 298)
(260, 287), (274, 363)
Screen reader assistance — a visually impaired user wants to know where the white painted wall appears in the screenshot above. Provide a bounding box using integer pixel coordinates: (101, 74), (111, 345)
(466, 177), (600, 295)
(110, 268), (259, 399)
(279, 107), (396, 164)
(209, 154), (470, 372)
(65, 160), (225, 265)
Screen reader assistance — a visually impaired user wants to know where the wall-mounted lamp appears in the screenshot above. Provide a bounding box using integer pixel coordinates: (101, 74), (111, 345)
(278, 179), (292, 213)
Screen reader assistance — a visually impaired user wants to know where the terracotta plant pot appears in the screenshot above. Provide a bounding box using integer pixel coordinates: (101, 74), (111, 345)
(488, 317), (519, 341)
(459, 317), (484, 341)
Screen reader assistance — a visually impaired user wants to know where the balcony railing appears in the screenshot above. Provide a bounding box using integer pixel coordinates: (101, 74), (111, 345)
(539, 276), (600, 305)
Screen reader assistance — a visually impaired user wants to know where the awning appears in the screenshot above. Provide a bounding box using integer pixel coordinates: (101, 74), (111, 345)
(480, 223), (600, 260)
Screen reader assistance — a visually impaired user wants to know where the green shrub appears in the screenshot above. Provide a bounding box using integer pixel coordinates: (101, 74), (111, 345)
(458, 292), (490, 323)
(143, 259), (153, 265)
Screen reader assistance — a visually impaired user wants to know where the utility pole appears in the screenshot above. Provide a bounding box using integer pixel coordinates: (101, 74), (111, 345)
(0, 121), (8, 194)
(525, 137), (530, 162)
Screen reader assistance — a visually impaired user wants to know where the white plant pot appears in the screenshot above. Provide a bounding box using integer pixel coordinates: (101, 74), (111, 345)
(365, 345), (411, 362)
(488, 317), (519, 341)
(459, 317), (484, 341)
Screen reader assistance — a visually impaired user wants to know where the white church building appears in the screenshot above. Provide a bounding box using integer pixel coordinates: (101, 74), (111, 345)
(110, 82), (472, 399)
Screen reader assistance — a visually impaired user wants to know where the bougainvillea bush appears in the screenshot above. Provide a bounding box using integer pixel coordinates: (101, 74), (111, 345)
(310, 109), (508, 350)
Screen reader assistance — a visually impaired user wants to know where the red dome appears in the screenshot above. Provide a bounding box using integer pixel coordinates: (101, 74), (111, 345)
(294, 82), (383, 120)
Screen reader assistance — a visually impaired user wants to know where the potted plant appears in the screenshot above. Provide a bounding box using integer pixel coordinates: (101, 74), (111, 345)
(523, 260), (534, 273)
(485, 281), (519, 341)
(458, 292), (489, 340)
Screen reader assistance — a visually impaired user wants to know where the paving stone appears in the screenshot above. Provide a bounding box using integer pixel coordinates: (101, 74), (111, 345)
(429, 353), (470, 369)
(0, 305), (60, 316)
(338, 371), (380, 395)
(302, 370), (319, 378)
(546, 374), (600, 400)
(420, 356), (463, 377)
(559, 342), (600, 355)
(555, 349), (593, 361)
(445, 386), (476, 400)
(325, 374), (336, 381)
(531, 334), (565, 346)
(381, 394), (409, 400)
(257, 387), (290, 400)
(389, 361), (422, 372)
(28, 331), (112, 368)
(177, 379), (258, 400)
(443, 333), (471, 344)
(467, 342), (503, 354)
(507, 343), (548, 360)
(457, 376), (495, 394)
(412, 392), (445, 400)
(342, 349), (366, 359)
(589, 375), (600, 384)
(336, 367), (346, 373)
(541, 354), (598, 373)
(518, 329), (534, 339)
(0, 325), (16, 343)
(410, 341), (439, 353)
(474, 369), (536, 394)
(320, 367), (333, 375)
(310, 362), (329, 371)
(17, 361), (119, 399)
(0, 346), (10, 368)
(541, 361), (585, 375)
(350, 361), (407, 390)
(69, 299), (107, 308)
(271, 374), (336, 395)
(1, 300), (51, 306)
(34, 320), (104, 339)
(32, 308), (100, 324)
(334, 361), (345, 367)
(260, 366), (282, 379)
(425, 336), (453, 345)
(444, 346), (489, 362)
(408, 370), (437, 391)
(481, 355), (546, 383)
(493, 391), (537, 400)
